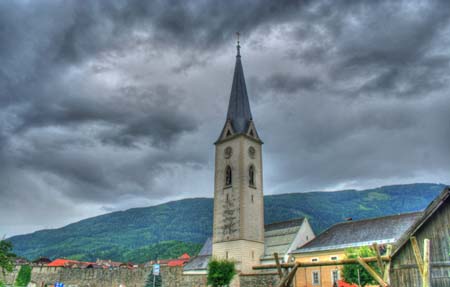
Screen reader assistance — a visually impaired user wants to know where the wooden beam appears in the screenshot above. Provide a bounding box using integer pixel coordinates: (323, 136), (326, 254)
(422, 239), (431, 287)
(410, 236), (424, 276)
(383, 245), (392, 284)
(372, 242), (384, 276)
(356, 257), (388, 287)
(274, 253), (283, 279)
(284, 264), (299, 287)
(277, 263), (299, 287)
(253, 256), (391, 270)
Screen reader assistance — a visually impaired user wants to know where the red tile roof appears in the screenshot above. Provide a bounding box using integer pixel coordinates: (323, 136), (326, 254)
(48, 259), (80, 267)
(166, 254), (191, 267)
(167, 259), (187, 267)
(179, 253), (190, 260)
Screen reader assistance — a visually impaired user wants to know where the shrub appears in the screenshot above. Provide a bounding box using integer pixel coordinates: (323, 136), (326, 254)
(207, 258), (236, 287)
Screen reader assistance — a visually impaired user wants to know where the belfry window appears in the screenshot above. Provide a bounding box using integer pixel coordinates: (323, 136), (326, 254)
(249, 165), (255, 186)
(225, 166), (232, 186)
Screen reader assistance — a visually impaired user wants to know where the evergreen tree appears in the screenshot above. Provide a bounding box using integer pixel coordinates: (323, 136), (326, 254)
(145, 270), (162, 287)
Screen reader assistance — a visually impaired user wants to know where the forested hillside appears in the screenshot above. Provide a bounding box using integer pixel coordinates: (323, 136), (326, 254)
(8, 183), (445, 263)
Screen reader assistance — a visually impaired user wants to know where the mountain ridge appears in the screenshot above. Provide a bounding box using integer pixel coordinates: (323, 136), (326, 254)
(8, 183), (447, 263)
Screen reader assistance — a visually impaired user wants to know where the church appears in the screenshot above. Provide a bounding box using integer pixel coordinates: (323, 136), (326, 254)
(184, 40), (315, 275)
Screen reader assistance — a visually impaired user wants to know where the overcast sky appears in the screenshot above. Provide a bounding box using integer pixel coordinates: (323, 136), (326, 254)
(1, 0), (450, 237)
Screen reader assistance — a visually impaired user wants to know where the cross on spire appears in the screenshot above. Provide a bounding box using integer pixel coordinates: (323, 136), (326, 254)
(236, 32), (241, 57)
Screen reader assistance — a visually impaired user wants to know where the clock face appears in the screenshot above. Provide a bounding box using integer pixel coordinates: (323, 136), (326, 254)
(224, 147), (233, 159)
(248, 146), (256, 159)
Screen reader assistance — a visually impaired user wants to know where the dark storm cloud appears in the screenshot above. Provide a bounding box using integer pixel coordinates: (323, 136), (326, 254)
(0, 0), (449, 236)
(250, 74), (322, 102)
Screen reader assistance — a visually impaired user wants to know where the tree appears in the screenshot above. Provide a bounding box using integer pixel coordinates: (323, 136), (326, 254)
(0, 240), (16, 274)
(0, 240), (16, 287)
(145, 270), (162, 287)
(342, 246), (380, 286)
(207, 258), (236, 287)
(14, 265), (31, 287)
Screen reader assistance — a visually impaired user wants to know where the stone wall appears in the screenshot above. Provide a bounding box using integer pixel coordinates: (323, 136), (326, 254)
(239, 272), (280, 287)
(161, 267), (207, 287)
(1, 266), (278, 287)
(1, 265), (151, 287)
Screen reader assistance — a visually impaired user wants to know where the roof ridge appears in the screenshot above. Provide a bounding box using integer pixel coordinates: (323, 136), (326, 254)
(332, 211), (423, 227)
(264, 217), (305, 228)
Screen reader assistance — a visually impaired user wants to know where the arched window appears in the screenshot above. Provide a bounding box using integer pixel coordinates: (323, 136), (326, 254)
(225, 166), (232, 186)
(249, 165), (255, 186)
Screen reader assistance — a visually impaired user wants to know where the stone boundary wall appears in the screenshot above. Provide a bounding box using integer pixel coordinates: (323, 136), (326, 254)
(1, 266), (278, 287)
(161, 266), (207, 287)
(239, 272), (280, 287)
(1, 265), (151, 287)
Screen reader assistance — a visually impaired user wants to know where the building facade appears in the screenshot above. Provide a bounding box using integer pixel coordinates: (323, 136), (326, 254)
(291, 212), (422, 287)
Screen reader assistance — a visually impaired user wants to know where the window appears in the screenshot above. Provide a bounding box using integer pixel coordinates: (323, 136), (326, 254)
(311, 258), (319, 262)
(226, 194), (229, 202)
(251, 194), (254, 203)
(249, 165), (255, 186)
(225, 166), (232, 186)
(312, 271), (320, 285)
(330, 256), (338, 261)
(331, 269), (339, 284)
(226, 251), (229, 259)
(251, 250), (254, 259)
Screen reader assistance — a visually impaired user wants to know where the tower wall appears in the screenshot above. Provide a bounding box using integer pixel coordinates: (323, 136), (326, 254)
(212, 135), (264, 273)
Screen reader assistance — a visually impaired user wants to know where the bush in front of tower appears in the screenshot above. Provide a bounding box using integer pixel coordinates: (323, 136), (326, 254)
(207, 258), (236, 287)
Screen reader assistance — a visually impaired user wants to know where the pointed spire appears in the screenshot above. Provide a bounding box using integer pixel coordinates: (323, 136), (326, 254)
(226, 34), (253, 134)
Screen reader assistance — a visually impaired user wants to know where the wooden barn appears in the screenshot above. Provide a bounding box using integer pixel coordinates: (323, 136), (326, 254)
(389, 187), (450, 287)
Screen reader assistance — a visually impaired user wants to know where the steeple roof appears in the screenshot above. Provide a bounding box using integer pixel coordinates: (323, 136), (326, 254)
(216, 38), (261, 144)
(226, 47), (253, 133)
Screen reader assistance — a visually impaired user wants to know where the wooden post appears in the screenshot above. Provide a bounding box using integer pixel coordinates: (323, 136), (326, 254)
(277, 263), (299, 287)
(410, 236), (424, 276)
(422, 239), (431, 287)
(372, 242), (384, 275)
(356, 257), (389, 287)
(410, 237), (432, 287)
(383, 245), (392, 284)
(274, 253), (283, 279)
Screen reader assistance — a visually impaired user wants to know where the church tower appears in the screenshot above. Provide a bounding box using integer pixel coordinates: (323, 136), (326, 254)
(212, 39), (264, 273)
